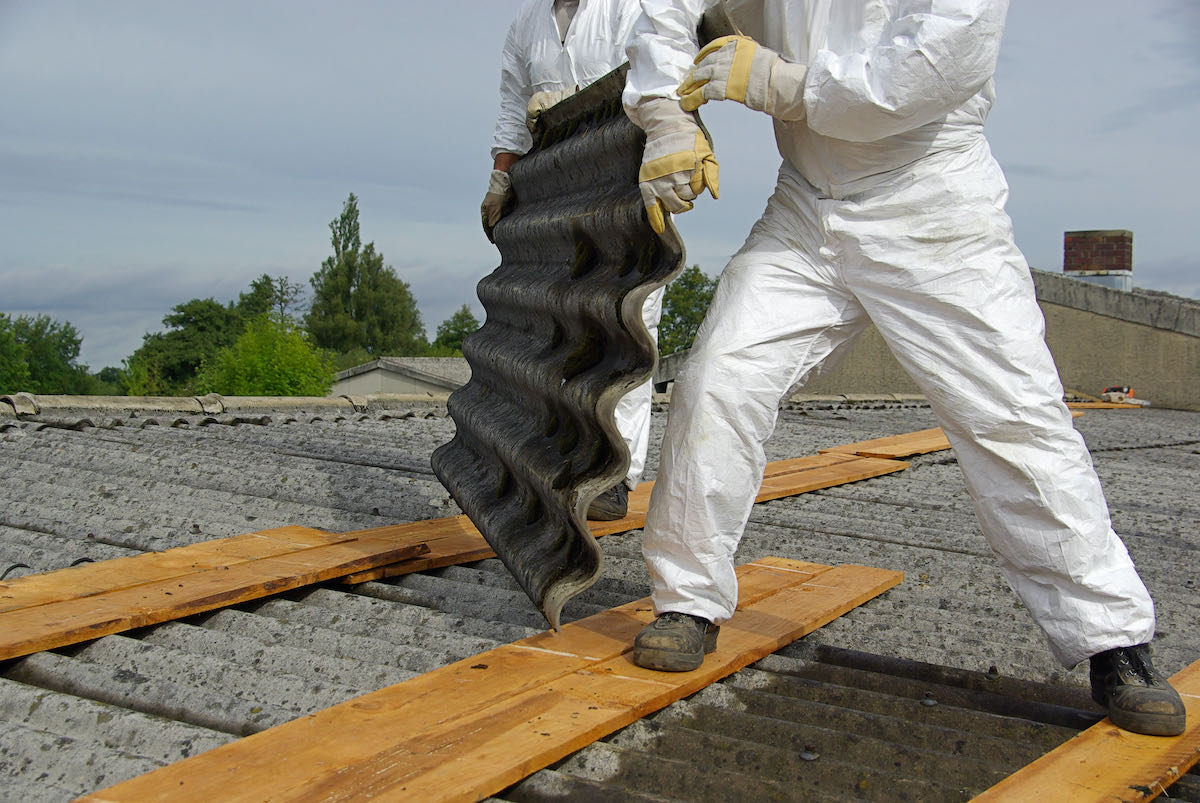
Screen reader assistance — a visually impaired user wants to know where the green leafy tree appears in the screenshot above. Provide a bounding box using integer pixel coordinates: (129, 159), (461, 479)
(0, 314), (33, 393)
(659, 264), (718, 355)
(239, 274), (307, 324)
(306, 193), (426, 357)
(92, 366), (126, 396)
(236, 275), (275, 320)
(6, 314), (94, 394)
(125, 298), (243, 394)
(196, 314), (335, 397)
(430, 304), (479, 356)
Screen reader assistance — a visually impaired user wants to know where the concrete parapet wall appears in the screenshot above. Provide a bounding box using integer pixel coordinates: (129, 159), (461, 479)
(1033, 270), (1200, 411)
(1040, 304), (1200, 411)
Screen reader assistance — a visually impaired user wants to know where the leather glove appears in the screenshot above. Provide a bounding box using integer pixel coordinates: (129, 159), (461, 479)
(480, 169), (512, 243)
(678, 35), (807, 121)
(526, 88), (575, 132)
(633, 98), (719, 235)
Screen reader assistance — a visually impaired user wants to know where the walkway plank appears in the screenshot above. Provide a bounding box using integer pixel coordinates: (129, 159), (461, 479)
(756, 454), (908, 502)
(820, 427), (951, 459)
(972, 659), (1200, 802)
(0, 533), (428, 661)
(81, 557), (903, 803)
(1066, 401), (1145, 409)
(0, 526), (347, 613)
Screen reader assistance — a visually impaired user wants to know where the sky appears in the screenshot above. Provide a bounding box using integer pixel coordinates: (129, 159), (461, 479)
(2, 1), (1198, 371)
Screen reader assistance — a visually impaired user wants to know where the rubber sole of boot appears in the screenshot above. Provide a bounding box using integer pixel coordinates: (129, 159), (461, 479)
(633, 627), (719, 672)
(1107, 705), (1186, 737)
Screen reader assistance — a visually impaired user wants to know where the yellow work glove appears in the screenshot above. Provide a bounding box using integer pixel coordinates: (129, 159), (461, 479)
(480, 169), (512, 243)
(526, 88), (575, 132)
(678, 35), (807, 121)
(634, 98), (719, 235)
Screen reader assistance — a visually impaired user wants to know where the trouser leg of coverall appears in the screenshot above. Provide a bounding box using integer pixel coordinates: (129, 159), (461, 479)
(643, 160), (1155, 667)
(832, 173), (1155, 667)
(643, 213), (870, 625)
(614, 286), (665, 489)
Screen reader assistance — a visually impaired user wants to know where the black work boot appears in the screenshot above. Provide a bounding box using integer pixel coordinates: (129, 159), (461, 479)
(1089, 643), (1186, 736)
(587, 484), (628, 521)
(633, 612), (719, 671)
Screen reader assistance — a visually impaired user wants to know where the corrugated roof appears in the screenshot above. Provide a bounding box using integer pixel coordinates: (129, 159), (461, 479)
(1, 396), (1197, 800)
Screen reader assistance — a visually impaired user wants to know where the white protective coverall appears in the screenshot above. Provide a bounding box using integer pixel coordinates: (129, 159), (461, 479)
(623, 0), (1156, 667)
(491, 0), (662, 491)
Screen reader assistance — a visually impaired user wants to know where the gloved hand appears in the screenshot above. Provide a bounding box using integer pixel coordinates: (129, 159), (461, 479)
(480, 168), (512, 243)
(526, 88), (575, 132)
(634, 98), (719, 234)
(678, 35), (807, 121)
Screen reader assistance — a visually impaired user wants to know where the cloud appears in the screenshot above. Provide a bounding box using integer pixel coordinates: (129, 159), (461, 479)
(1000, 163), (1098, 182)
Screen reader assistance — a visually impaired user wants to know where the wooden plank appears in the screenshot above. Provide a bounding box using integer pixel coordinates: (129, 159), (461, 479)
(81, 557), (903, 803)
(0, 538), (428, 661)
(820, 427), (952, 459)
(756, 455), (908, 502)
(348, 454), (909, 581)
(0, 526), (346, 613)
(1070, 398), (1142, 408)
(972, 659), (1200, 802)
(340, 516), (494, 583)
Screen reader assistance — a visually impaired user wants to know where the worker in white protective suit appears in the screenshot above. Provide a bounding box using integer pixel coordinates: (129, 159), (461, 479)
(484, 0), (660, 521)
(621, 0), (1185, 737)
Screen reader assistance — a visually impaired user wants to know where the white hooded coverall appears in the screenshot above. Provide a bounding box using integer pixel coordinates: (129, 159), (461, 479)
(623, 0), (1155, 667)
(491, 0), (662, 490)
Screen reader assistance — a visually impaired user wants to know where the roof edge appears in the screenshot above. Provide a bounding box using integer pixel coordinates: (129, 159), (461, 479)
(335, 359), (464, 391)
(1032, 269), (1200, 337)
(0, 392), (452, 417)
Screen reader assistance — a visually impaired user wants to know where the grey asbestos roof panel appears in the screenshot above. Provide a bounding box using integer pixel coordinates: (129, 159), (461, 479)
(432, 68), (687, 630)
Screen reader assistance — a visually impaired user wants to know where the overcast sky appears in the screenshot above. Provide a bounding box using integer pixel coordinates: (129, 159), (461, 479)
(2, 1), (1198, 370)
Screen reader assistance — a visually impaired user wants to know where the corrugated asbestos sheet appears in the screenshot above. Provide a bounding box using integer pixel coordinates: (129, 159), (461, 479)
(1, 398), (1199, 800)
(431, 69), (687, 630)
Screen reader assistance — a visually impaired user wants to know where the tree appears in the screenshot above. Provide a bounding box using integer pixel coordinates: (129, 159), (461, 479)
(0, 314), (33, 393)
(306, 194), (426, 357)
(430, 305), (480, 356)
(92, 366), (126, 396)
(659, 265), (718, 355)
(3, 314), (94, 394)
(239, 274), (307, 324)
(196, 314), (335, 397)
(125, 298), (243, 394)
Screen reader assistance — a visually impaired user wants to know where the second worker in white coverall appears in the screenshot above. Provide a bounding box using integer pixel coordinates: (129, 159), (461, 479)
(621, 0), (1185, 737)
(483, 0), (659, 521)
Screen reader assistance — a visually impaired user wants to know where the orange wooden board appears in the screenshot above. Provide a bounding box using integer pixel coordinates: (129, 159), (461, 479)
(0, 526), (346, 613)
(1067, 401), (1145, 409)
(819, 427), (952, 459)
(80, 557), (903, 803)
(0, 532), (428, 661)
(972, 659), (1200, 802)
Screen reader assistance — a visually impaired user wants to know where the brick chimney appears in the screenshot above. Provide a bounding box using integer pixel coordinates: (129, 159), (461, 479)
(1063, 230), (1132, 291)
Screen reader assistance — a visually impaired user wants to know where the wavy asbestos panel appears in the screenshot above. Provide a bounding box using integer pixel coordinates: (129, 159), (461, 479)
(431, 69), (686, 630)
